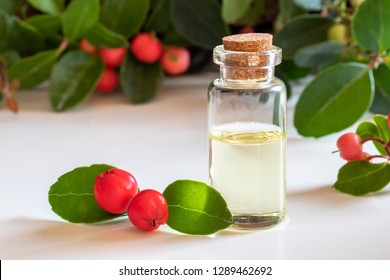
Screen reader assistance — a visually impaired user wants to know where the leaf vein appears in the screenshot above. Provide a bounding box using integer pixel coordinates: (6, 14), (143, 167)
(169, 204), (231, 224)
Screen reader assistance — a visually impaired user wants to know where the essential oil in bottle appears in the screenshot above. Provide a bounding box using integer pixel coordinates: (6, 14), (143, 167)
(208, 33), (287, 230)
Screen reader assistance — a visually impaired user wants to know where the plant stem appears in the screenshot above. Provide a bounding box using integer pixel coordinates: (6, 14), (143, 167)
(361, 137), (390, 155)
(367, 155), (390, 162)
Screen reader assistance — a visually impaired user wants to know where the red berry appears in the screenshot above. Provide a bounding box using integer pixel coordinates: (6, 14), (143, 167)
(96, 69), (119, 93)
(131, 32), (163, 63)
(94, 168), (138, 214)
(161, 46), (190, 75)
(240, 27), (255, 34)
(337, 132), (363, 161)
(127, 189), (168, 231)
(80, 39), (97, 54)
(98, 47), (126, 68)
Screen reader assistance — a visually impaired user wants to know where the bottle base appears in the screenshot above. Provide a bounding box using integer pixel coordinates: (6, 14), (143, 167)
(229, 210), (286, 231)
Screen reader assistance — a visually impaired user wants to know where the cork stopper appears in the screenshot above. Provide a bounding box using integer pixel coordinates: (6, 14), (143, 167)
(222, 33), (272, 52)
(217, 33), (275, 81)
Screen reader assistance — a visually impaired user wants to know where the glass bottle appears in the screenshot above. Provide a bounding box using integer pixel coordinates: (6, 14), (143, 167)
(208, 34), (286, 230)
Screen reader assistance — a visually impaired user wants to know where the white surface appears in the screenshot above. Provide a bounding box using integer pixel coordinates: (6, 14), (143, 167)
(1, 76), (389, 260)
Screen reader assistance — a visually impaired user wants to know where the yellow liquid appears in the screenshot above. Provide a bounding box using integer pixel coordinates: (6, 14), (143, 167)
(209, 122), (286, 229)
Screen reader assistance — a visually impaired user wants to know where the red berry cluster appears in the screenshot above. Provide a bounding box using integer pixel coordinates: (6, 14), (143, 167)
(79, 32), (191, 94)
(336, 114), (390, 162)
(94, 168), (168, 231)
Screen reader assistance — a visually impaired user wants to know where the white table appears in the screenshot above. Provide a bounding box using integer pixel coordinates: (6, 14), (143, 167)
(1, 74), (389, 260)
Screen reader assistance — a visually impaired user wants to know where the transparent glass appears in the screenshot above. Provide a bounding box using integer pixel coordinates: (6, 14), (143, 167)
(208, 45), (287, 230)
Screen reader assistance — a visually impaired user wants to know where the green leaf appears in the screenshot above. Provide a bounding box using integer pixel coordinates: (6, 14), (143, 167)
(101, 0), (150, 37)
(275, 0), (306, 31)
(371, 64), (390, 114)
(163, 180), (233, 235)
(25, 14), (61, 38)
(356, 120), (387, 155)
(120, 53), (163, 104)
(274, 15), (333, 59)
(8, 50), (58, 89)
(0, 0), (22, 14)
(294, 63), (374, 137)
(334, 161), (390, 196)
(144, 0), (171, 33)
(221, 0), (252, 24)
(0, 50), (20, 67)
(48, 164), (121, 223)
(8, 17), (44, 53)
(234, 0), (265, 26)
(352, 0), (390, 52)
(62, 0), (99, 43)
(0, 9), (9, 52)
(27, 0), (64, 15)
(171, 0), (230, 50)
(85, 23), (128, 48)
(49, 50), (104, 112)
(373, 114), (390, 143)
(276, 59), (310, 80)
(294, 41), (345, 68)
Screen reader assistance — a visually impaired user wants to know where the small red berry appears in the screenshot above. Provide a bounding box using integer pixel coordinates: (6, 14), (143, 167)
(80, 39), (97, 54)
(128, 189), (168, 231)
(337, 132), (363, 161)
(98, 47), (126, 68)
(161, 46), (190, 75)
(240, 27), (255, 34)
(96, 68), (119, 93)
(131, 32), (163, 63)
(94, 168), (138, 214)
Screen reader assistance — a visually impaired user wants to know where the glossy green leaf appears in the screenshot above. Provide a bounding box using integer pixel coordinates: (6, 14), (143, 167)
(356, 121), (387, 155)
(49, 50), (104, 111)
(171, 0), (230, 50)
(120, 53), (163, 104)
(8, 50), (58, 89)
(373, 114), (390, 143)
(371, 64), (390, 114)
(101, 0), (150, 37)
(221, 0), (252, 24)
(62, 0), (99, 42)
(8, 17), (44, 53)
(294, 63), (374, 137)
(48, 164), (121, 223)
(27, 0), (64, 15)
(85, 23), (128, 48)
(352, 0), (390, 52)
(274, 15), (333, 59)
(276, 59), (310, 80)
(25, 14), (61, 37)
(334, 161), (390, 196)
(0, 0), (21, 14)
(294, 41), (345, 68)
(144, 0), (171, 33)
(163, 180), (233, 235)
